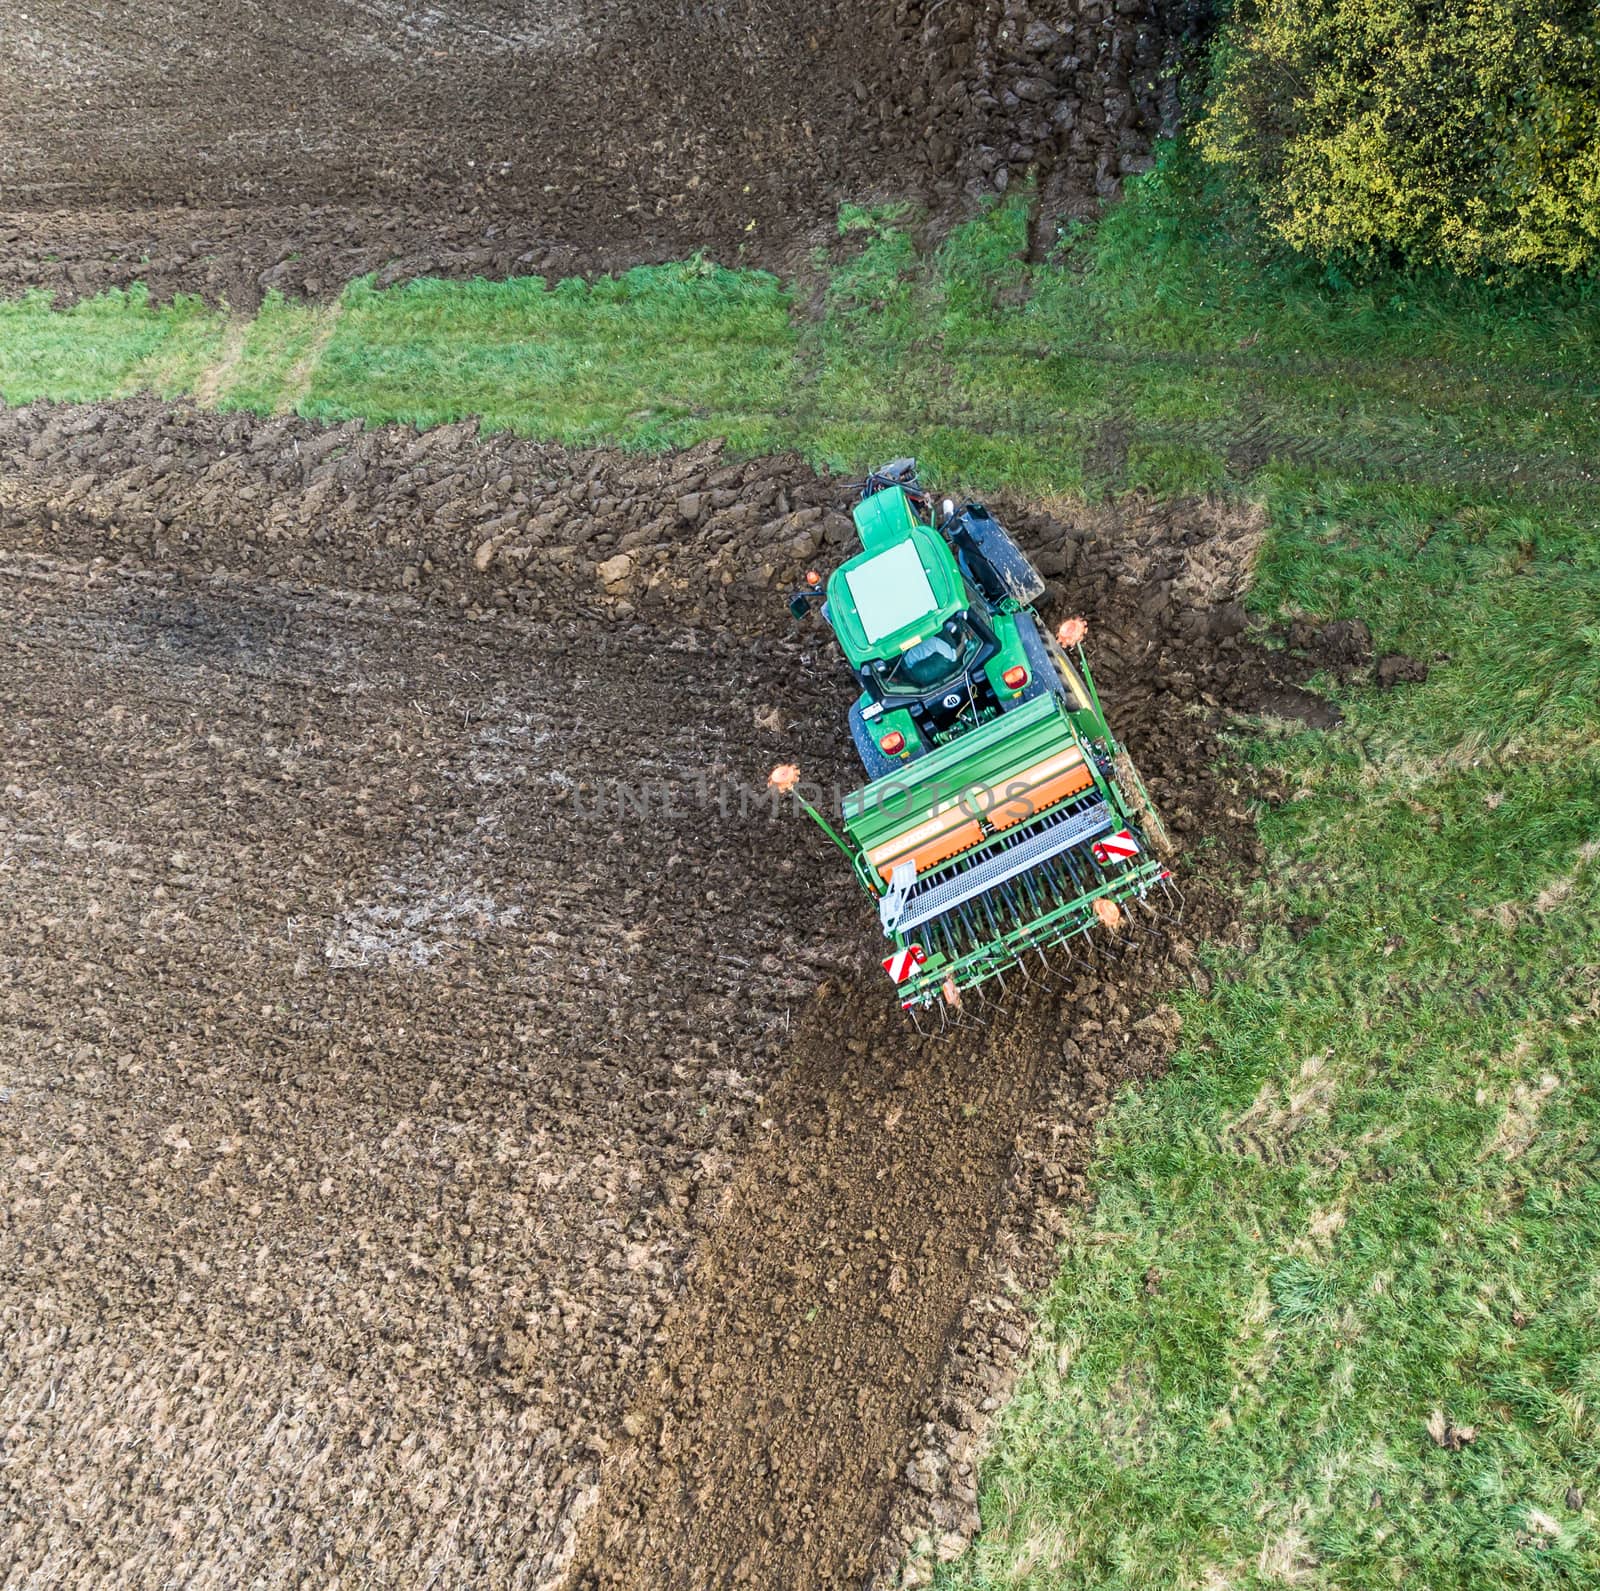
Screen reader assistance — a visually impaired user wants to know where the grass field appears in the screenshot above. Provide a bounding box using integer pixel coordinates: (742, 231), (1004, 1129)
(6, 148), (1595, 500)
(937, 429), (1600, 1587)
(4, 146), (1598, 1586)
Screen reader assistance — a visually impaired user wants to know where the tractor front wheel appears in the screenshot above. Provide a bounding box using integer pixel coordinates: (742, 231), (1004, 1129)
(955, 511), (1045, 607)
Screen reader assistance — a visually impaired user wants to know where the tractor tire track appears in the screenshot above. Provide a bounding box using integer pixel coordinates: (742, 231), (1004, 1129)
(569, 984), (1113, 1590)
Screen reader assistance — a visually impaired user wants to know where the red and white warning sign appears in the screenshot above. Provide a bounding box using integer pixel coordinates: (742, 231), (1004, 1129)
(1092, 829), (1141, 865)
(882, 943), (927, 984)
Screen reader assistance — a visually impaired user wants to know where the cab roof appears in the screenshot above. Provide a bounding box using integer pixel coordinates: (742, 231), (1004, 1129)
(826, 488), (965, 666)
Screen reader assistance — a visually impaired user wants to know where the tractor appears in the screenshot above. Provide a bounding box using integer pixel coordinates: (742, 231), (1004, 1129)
(780, 460), (1175, 1011)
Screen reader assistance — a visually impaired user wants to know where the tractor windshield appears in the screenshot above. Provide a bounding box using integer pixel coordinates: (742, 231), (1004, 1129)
(880, 616), (976, 690)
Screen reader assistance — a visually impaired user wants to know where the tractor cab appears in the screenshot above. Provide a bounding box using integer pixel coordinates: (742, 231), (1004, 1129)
(826, 504), (994, 716)
(827, 515), (967, 674)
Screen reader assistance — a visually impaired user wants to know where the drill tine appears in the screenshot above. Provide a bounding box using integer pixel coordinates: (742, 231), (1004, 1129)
(957, 900), (981, 953)
(1017, 867), (1047, 922)
(976, 888), (1002, 942)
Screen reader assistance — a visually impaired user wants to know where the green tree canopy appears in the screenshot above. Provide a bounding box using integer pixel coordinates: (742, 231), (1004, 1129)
(1198, 0), (1600, 276)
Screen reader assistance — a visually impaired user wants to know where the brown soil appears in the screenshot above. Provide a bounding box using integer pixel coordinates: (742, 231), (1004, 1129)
(0, 399), (1341, 1588)
(0, 1), (1194, 307)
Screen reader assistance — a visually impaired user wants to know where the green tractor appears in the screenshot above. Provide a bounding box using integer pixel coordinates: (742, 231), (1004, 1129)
(782, 460), (1175, 1012)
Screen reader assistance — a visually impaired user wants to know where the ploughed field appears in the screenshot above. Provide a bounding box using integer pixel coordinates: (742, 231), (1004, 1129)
(0, 0), (1181, 306)
(0, 399), (1332, 1586)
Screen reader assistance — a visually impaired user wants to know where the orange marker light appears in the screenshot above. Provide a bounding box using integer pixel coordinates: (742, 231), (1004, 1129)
(1002, 665), (1028, 689)
(879, 730), (906, 755)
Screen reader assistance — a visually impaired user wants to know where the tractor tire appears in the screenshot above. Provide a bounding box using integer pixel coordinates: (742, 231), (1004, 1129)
(849, 700), (902, 781)
(1017, 616), (1093, 715)
(956, 509), (1046, 607)
(1112, 748), (1175, 859)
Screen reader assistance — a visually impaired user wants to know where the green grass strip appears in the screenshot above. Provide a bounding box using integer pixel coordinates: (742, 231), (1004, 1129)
(0, 286), (227, 404)
(5, 145), (1592, 509)
(301, 263), (797, 455)
(213, 291), (339, 414)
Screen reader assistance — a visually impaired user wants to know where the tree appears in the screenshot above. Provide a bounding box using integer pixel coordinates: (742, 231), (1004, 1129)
(1197, 0), (1600, 275)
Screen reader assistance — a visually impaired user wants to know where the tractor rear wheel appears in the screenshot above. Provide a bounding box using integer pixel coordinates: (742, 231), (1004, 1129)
(1018, 617), (1093, 715)
(849, 700), (902, 780)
